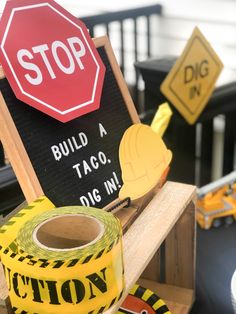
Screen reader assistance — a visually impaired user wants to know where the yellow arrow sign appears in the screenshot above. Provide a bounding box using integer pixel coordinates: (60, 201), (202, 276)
(161, 27), (223, 124)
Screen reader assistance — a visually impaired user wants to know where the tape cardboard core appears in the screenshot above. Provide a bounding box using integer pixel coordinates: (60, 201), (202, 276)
(33, 214), (104, 251)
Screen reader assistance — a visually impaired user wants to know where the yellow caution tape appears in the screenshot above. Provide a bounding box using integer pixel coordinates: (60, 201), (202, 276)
(151, 102), (173, 137)
(0, 197), (124, 314)
(0, 197), (55, 250)
(117, 284), (171, 313)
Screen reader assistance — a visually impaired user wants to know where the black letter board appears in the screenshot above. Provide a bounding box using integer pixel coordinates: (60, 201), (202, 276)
(0, 36), (139, 208)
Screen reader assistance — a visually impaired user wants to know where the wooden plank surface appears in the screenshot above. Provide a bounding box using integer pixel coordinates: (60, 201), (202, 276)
(0, 67), (4, 79)
(0, 296), (12, 314)
(165, 200), (196, 289)
(166, 301), (191, 314)
(0, 300), (8, 314)
(104, 181), (196, 313)
(0, 264), (8, 300)
(141, 250), (161, 282)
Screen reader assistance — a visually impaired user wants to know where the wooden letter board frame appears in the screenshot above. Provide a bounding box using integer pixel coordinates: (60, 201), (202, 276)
(0, 36), (140, 208)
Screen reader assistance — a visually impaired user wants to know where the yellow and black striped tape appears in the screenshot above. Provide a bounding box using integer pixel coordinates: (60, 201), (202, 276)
(0, 197), (55, 251)
(0, 197), (125, 314)
(117, 284), (171, 314)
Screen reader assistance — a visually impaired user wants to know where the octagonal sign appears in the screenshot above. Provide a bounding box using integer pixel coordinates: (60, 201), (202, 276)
(0, 0), (105, 122)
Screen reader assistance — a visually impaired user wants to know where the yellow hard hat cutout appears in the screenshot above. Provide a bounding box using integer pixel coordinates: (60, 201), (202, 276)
(119, 123), (172, 201)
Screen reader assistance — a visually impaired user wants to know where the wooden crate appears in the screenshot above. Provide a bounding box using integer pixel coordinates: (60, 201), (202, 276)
(105, 181), (196, 314)
(0, 181), (196, 314)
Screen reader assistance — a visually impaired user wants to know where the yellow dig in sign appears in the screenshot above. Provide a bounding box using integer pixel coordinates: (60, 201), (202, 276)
(161, 27), (223, 124)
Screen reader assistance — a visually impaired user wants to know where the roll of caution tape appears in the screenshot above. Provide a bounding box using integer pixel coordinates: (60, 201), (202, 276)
(0, 196), (55, 250)
(117, 284), (170, 314)
(0, 197), (124, 314)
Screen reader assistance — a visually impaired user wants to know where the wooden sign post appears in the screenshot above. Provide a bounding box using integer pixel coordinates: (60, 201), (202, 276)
(0, 36), (139, 208)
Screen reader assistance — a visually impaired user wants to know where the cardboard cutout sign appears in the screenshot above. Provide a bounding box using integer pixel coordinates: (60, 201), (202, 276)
(118, 124), (172, 201)
(161, 27), (223, 124)
(118, 284), (170, 314)
(0, 36), (139, 208)
(0, 0), (105, 122)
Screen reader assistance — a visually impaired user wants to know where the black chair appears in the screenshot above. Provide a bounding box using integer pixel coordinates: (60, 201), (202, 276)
(80, 4), (163, 111)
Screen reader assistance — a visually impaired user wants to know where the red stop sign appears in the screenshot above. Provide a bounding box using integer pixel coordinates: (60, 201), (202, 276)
(0, 0), (105, 122)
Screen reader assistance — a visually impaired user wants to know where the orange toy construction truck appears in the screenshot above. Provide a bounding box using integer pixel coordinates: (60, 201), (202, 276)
(197, 171), (236, 229)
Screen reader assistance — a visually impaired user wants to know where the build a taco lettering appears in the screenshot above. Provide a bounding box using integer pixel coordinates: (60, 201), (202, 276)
(50, 123), (121, 207)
